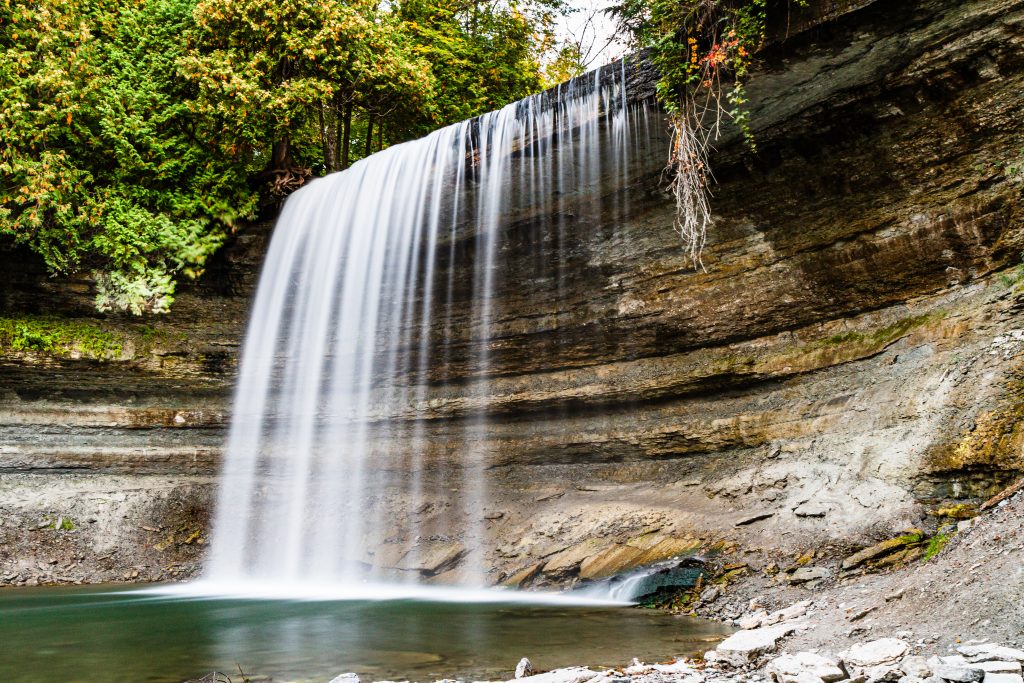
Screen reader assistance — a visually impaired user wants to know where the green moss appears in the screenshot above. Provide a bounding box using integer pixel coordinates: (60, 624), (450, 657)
(0, 316), (123, 359)
(922, 533), (950, 562)
(52, 516), (75, 531)
(818, 313), (942, 349)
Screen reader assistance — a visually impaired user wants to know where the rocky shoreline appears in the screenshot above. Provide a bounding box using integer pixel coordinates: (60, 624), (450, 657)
(293, 484), (1023, 683)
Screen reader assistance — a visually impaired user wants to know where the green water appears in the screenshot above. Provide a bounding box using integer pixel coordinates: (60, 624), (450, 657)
(0, 585), (730, 682)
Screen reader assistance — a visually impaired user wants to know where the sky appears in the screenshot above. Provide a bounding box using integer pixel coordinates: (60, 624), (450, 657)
(552, 0), (629, 70)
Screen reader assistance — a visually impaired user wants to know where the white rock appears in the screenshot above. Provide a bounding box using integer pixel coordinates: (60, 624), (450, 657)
(958, 647), (1024, 665)
(863, 664), (903, 683)
(934, 665), (984, 682)
(843, 639), (910, 668)
(516, 658), (534, 679)
(766, 601), (813, 626)
(899, 677), (924, 683)
(624, 660), (701, 676)
(329, 674), (360, 683)
(983, 675), (1024, 683)
(741, 611), (770, 630)
(765, 651), (847, 683)
(978, 664), (1023, 675)
(902, 656), (933, 678)
(714, 625), (799, 667)
(510, 667), (603, 683)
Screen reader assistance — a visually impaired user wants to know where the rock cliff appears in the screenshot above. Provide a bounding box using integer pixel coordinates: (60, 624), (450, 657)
(1, 0), (1022, 587)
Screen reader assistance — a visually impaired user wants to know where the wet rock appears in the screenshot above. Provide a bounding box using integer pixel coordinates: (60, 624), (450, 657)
(765, 651), (846, 683)
(503, 563), (544, 588)
(397, 542), (466, 576)
(578, 544), (644, 580)
(712, 624), (799, 667)
(516, 658), (534, 678)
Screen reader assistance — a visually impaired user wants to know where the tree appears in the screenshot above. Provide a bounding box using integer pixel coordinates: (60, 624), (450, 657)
(181, 0), (434, 183)
(0, 0), (255, 313)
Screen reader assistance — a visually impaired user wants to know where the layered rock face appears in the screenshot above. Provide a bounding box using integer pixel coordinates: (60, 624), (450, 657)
(1, 0), (1022, 587)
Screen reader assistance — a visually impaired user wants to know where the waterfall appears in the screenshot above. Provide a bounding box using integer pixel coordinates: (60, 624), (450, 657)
(202, 62), (646, 591)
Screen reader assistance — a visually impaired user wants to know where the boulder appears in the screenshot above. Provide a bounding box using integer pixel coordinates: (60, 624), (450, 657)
(902, 656), (933, 679)
(516, 658), (534, 679)
(765, 651), (847, 683)
(713, 624), (799, 667)
(843, 639), (910, 668)
(934, 665), (984, 682)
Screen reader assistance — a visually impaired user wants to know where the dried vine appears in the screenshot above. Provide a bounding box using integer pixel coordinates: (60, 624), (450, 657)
(611, 0), (777, 268)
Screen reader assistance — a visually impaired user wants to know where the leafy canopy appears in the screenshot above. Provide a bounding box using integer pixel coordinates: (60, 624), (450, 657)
(1, 0), (567, 314)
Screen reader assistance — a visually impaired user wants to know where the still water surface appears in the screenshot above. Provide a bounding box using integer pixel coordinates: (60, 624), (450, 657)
(0, 585), (730, 683)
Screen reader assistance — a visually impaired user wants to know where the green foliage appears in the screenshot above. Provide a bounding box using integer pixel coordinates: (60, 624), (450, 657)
(0, 0), (256, 314)
(608, 0), (769, 133)
(2, 0), (563, 313)
(543, 43), (587, 87)
(0, 316), (123, 358)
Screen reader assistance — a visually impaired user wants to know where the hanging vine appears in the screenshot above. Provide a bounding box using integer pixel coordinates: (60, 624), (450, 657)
(610, 0), (776, 268)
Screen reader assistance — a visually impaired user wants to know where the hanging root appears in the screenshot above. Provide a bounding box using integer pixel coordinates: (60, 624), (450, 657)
(666, 111), (714, 272)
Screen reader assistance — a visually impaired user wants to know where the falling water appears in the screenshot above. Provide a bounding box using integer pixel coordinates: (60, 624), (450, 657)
(203, 61), (651, 590)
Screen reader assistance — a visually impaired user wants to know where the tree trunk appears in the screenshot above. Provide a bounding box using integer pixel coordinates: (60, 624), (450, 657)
(271, 140), (292, 170)
(319, 103), (338, 173)
(341, 100), (353, 170)
(365, 115), (374, 157)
